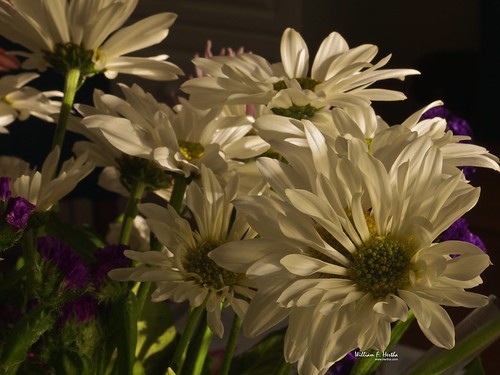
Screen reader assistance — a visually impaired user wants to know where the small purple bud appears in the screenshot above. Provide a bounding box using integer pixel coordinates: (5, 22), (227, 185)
(93, 244), (129, 287)
(0, 177), (11, 201)
(59, 295), (98, 326)
(37, 236), (90, 289)
(5, 197), (35, 230)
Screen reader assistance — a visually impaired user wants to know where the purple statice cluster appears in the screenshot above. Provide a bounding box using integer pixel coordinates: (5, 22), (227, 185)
(36, 237), (129, 325)
(92, 244), (129, 288)
(59, 295), (98, 326)
(421, 106), (476, 180)
(0, 176), (35, 231)
(440, 217), (487, 253)
(37, 236), (90, 290)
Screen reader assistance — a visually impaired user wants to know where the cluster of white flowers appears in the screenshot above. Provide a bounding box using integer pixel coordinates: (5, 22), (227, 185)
(0, 1), (498, 375)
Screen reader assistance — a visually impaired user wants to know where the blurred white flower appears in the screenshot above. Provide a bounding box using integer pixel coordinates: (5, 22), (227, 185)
(106, 215), (150, 251)
(0, 73), (61, 132)
(0, 147), (94, 211)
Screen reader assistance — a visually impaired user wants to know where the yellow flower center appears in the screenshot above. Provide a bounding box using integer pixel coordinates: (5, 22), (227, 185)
(316, 210), (411, 299)
(178, 140), (205, 161)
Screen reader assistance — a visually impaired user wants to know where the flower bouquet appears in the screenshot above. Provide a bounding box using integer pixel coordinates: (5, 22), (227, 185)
(0, 1), (499, 375)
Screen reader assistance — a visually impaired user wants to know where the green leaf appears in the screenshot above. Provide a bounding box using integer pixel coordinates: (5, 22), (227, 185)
(230, 328), (286, 375)
(0, 304), (57, 375)
(55, 351), (90, 375)
(136, 300), (176, 362)
(464, 357), (486, 375)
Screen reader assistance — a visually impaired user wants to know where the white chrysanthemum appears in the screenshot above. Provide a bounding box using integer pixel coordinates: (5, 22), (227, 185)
(252, 102), (500, 178)
(79, 83), (268, 179)
(0, 73), (61, 132)
(0, 147), (94, 211)
(109, 167), (256, 337)
(211, 129), (491, 375)
(0, 0), (183, 80)
(182, 27), (419, 120)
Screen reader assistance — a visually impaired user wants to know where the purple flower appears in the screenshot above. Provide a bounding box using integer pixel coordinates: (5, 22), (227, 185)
(0, 177), (11, 201)
(440, 217), (487, 253)
(59, 295), (98, 326)
(37, 236), (90, 289)
(93, 244), (129, 287)
(327, 351), (356, 375)
(5, 197), (35, 230)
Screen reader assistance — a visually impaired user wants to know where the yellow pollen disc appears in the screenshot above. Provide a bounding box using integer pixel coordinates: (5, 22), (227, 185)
(178, 140), (205, 161)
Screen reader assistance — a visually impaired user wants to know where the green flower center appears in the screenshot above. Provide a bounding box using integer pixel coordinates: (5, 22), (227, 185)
(315, 211), (410, 299)
(117, 154), (171, 192)
(272, 77), (321, 92)
(271, 104), (321, 120)
(178, 140), (205, 161)
(348, 237), (411, 299)
(183, 241), (241, 291)
(271, 77), (323, 120)
(43, 43), (99, 77)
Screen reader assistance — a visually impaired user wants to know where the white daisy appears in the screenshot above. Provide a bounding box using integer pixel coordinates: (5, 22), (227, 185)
(0, 72), (61, 132)
(211, 130), (491, 374)
(182, 27), (419, 120)
(0, 147), (94, 211)
(0, 0), (183, 80)
(109, 166), (256, 337)
(79, 83), (268, 179)
(252, 102), (499, 179)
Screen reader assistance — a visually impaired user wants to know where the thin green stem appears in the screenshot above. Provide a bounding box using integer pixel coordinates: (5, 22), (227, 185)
(181, 312), (214, 375)
(119, 180), (146, 245)
(171, 300), (207, 374)
(135, 282), (151, 318)
(51, 68), (81, 151)
(350, 310), (415, 375)
(21, 229), (37, 308)
(218, 314), (242, 375)
(169, 174), (188, 213)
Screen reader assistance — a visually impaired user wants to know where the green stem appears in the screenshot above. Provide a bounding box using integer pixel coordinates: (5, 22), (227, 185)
(119, 180), (146, 245)
(51, 68), (81, 151)
(272, 357), (293, 375)
(181, 312), (214, 375)
(169, 174), (188, 213)
(171, 300), (207, 374)
(218, 314), (242, 375)
(22, 229), (38, 308)
(350, 310), (415, 375)
(135, 281), (151, 318)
